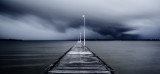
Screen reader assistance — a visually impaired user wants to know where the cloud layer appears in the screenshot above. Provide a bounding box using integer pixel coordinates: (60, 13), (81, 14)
(0, 0), (160, 40)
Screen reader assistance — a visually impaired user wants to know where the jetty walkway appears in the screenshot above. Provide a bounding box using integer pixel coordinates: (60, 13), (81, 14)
(44, 41), (115, 74)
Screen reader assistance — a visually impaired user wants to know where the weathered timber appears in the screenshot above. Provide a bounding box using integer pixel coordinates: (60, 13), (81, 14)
(44, 41), (116, 74)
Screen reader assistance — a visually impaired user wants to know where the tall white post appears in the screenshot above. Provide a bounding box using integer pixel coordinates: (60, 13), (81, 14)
(82, 15), (85, 46)
(80, 32), (81, 43)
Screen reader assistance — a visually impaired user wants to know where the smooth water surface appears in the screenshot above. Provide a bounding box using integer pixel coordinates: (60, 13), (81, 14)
(87, 41), (160, 74)
(0, 41), (160, 74)
(0, 41), (75, 74)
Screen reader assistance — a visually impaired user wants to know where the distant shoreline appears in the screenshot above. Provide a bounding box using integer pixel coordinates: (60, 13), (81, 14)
(1, 39), (160, 41)
(0, 39), (23, 41)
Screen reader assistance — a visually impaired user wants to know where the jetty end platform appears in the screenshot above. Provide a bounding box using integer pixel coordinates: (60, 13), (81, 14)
(43, 41), (116, 74)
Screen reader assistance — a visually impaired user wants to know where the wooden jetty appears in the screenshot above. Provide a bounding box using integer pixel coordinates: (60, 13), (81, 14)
(44, 41), (116, 74)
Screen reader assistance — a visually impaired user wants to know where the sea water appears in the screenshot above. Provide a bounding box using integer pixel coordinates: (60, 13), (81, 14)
(0, 41), (160, 74)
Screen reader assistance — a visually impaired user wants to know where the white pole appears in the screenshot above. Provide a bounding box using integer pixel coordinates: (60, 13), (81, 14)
(80, 32), (81, 43)
(82, 15), (85, 46)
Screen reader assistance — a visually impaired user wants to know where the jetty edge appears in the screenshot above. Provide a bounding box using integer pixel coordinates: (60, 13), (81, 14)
(43, 41), (116, 74)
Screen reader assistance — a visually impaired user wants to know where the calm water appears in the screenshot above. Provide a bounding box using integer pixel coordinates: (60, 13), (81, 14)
(0, 41), (160, 74)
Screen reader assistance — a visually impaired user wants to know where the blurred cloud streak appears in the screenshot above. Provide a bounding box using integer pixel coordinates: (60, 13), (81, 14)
(0, 0), (160, 40)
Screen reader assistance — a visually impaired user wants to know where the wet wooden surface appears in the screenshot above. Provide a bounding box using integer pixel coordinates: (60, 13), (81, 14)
(46, 41), (114, 74)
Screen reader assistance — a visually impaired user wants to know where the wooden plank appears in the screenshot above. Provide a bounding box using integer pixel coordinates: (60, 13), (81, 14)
(44, 41), (115, 74)
(48, 70), (111, 74)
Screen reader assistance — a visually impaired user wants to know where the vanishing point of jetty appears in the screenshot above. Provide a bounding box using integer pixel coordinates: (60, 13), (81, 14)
(43, 15), (116, 74)
(43, 41), (116, 74)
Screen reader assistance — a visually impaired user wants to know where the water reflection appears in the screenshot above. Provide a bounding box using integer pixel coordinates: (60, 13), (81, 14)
(87, 41), (160, 74)
(0, 41), (160, 74)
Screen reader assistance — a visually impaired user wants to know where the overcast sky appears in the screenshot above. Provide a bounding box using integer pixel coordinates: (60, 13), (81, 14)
(0, 0), (160, 40)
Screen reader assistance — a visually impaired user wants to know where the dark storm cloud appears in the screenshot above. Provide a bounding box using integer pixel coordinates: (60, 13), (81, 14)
(69, 19), (139, 39)
(0, 2), (19, 14)
(0, 1), (27, 15)
(0, 0), (160, 40)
